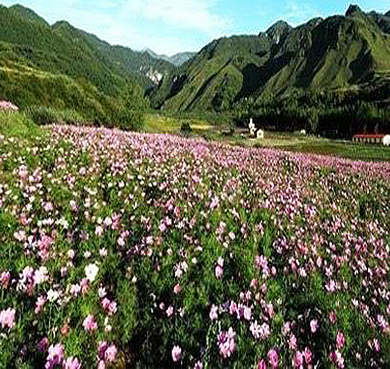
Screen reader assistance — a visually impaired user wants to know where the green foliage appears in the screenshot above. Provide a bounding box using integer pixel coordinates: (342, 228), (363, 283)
(0, 111), (44, 140)
(26, 106), (89, 126)
(233, 88), (390, 138)
(0, 4), (165, 131)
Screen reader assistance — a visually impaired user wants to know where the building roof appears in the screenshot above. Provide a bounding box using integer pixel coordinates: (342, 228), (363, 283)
(353, 134), (388, 139)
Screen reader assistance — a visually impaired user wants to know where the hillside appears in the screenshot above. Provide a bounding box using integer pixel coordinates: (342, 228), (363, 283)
(0, 3), (177, 126)
(0, 4), (174, 88)
(150, 5), (390, 112)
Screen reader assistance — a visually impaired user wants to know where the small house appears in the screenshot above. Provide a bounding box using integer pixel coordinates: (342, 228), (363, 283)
(256, 129), (264, 139)
(352, 134), (390, 146)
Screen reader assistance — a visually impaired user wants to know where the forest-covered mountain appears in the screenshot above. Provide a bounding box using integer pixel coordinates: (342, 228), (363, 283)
(149, 5), (390, 115)
(144, 49), (196, 66)
(0, 4), (174, 127)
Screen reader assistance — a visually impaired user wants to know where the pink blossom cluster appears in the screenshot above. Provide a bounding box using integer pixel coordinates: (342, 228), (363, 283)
(0, 100), (19, 111)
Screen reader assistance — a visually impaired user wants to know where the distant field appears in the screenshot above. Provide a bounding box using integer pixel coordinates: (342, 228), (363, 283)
(236, 133), (390, 162)
(145, 113), (213, 134)
(145, 114), (390, 162)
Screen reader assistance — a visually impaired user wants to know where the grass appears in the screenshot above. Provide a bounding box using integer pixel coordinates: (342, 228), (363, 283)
(0, 111), (45, 140)
(145, 113), (390, 162)
(145, 113), (213, 134)
(280, 140), (390, 162)
(229, 133), (390, 162)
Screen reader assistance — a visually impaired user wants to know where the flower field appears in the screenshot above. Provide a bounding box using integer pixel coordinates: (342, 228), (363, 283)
(1, 125), (390, 368)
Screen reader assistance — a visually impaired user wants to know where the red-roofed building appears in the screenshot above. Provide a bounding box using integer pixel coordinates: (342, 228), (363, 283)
(353, 134), (390, 146)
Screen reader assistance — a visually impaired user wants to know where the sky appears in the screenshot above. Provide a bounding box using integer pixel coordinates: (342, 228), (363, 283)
(0, 0), (389, 55)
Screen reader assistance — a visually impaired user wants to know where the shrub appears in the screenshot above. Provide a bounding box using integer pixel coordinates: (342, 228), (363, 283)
(181, 121), (192, 133)
(26, 106), (89, 126)
(26, 106), (62, 125)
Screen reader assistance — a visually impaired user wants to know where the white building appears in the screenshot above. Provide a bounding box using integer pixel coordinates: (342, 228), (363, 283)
(257, 129), (264, 139)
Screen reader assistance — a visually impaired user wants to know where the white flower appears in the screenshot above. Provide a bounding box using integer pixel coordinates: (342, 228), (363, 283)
(98, 287), (107, 298)
(47, 289), (60, 302)
(33, 266), (48, 286)
(85, 263), (99, 282)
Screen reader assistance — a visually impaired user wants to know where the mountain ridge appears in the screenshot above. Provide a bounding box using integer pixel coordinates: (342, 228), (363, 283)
(149, 5), (390, 112)
(143, 48), (196, 66)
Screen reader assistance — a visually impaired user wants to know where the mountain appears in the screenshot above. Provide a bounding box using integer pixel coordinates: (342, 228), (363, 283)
(368, 10), (390, 34)
(8, 4), (48, 26)
(144, 49), (196, 66)
(150, 5), (390, 112)
(0, 5), (174, 89)
(0, 3), (176, 126)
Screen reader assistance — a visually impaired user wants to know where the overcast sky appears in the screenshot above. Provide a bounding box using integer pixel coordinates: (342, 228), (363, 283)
(0, 0), (389, 55)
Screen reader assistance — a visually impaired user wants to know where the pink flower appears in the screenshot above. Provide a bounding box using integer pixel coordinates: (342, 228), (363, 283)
(44, 202), (53, 212)
(102, 298), (111, 310)
(38, 337), (49, 352)
(330, 350), (344, 368)
(209, 305), (218, 320)
(282, 322), (291, 336)
(46, 343), (64, 368)
(329, 311), (337, 324)
(268, 348), (279, 368)
(98, 341), (108, 359)
(194, 360), (203, 369)
(244, 306), (252, 321)
(33, 266), (49, 286)
(293, 351), (303, 368)
(105, 345), (117, 363)
(166, 306), (174, 318)
(0, 308), (16, 329)
(215, 265), (223, 279)
(1, 271), (10, 288)
(35, 296), (47, 314)
(373, 338), (381, 352)
(310, 319), (318, 333)
(83, 315), (98, 332)
(80, 278), (89, 294)
(289, 334), (297, 350)
(174, 283), (180, 295)
(336, 331), (345, 350)
(64, 357), (82, 369)
(95, 226), (104, 236)
(304, 347), (313, 364)
(217, 328), (236, 359)
(172, 345), (181, 362)
(258, 359), (267, 369)
(229, 301), (237, 315)
(108, 301), (117, 315)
